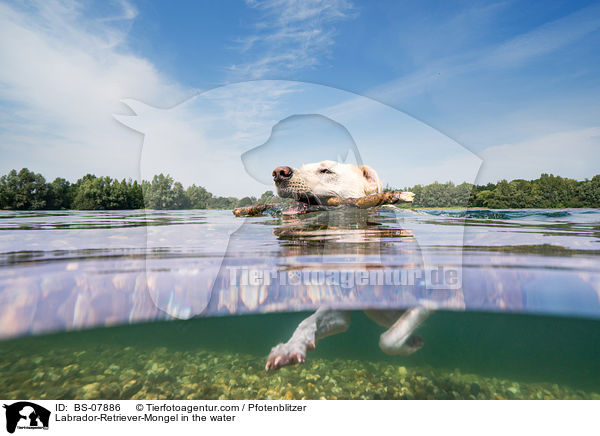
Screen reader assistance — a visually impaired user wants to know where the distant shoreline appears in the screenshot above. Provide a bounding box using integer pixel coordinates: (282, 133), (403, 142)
(1, 168), (599, 210)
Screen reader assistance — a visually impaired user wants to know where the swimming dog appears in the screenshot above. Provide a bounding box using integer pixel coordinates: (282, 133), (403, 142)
(266, 161), (429, 370)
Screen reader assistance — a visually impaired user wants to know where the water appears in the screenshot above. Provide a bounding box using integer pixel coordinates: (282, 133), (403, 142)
(0, 208), (599, 399)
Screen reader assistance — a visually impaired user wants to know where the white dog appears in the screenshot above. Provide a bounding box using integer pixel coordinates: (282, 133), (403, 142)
(266, 161), (430, 371)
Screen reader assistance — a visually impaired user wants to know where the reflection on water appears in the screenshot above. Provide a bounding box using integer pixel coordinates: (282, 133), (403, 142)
(0, 208), (599, 399)
(0, 208), (599, 339)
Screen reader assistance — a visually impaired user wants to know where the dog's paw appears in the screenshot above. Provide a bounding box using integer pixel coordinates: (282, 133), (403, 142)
(265, 340), (315, 371)
(394, 335), (424, 356)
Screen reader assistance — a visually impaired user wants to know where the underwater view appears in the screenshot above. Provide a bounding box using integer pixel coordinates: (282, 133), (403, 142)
(1, 208), (599, 400)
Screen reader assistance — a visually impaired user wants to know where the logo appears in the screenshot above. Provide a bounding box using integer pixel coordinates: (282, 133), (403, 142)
(114, 80), (481, 319)
(3, 402), (50, 434)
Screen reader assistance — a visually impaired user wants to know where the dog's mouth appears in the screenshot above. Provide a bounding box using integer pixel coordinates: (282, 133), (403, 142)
(276, 185), (331, 206)
(294, 192), (332, 205)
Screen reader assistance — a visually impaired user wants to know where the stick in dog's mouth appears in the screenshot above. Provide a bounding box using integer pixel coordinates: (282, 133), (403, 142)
(232, 161), (414, 217)
(232, 190), (414, 217)
(292, 192), (331, 205)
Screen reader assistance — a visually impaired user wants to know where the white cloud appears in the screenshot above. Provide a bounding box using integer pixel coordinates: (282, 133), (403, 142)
(230, 0), (356, 78)
(100, 0), (138, 22)
(482, 2), (600, 68)
(477, 127), (600, 183)
(365, 2), (600, 104)
(0, 0), (192, 182)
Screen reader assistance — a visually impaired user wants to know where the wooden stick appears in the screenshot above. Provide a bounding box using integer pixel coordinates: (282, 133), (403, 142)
(327, 191), (415, 208)
(232, 191), (414, 217)
(232, 203), (278, 217)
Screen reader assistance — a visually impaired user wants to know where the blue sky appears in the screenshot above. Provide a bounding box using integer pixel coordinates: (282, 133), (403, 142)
(0, 0), (599, 196)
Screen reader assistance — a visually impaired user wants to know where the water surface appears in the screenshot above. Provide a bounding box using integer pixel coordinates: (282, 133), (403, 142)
(1, 208), (598, 338)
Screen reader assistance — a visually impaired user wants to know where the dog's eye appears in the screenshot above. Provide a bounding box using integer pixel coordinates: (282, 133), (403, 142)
(320, 169), (333, 174)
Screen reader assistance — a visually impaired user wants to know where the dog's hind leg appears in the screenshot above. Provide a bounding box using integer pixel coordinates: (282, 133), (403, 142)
(377, 306), (430, 355)
(265, 307), (350, 371)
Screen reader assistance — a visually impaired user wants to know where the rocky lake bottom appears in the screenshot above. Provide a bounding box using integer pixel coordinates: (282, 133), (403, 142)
(1, 341), (598, 400)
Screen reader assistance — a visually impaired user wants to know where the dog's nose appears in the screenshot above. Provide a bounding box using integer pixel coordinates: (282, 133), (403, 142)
(272, 166), (293, 181)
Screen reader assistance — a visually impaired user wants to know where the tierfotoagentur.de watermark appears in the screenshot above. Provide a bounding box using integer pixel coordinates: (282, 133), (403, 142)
(228, 266), (461, 290)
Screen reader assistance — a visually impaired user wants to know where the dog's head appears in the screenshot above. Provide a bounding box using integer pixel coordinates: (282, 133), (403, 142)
(272, 160), (382, 204)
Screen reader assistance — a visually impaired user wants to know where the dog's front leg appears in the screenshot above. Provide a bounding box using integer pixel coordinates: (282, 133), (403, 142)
(378, 306), (430, 355)
(265, 307), (350, 371)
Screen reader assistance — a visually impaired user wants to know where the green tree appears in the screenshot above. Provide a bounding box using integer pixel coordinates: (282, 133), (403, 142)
(237, 196), (256, 207)
(257, 190), (276, 204)
(531, 174), (577, 208)
(577, 176), (600, 208)
(72, 175), (113, 209)
(142, 174), (190, 209)
(474, 190), (494, 208)
(47, 177), (71, 209)
(128, 180), (144, 209)
(454, 183), (473, 207)
(186, 185), (212, 209)
(207, 196), (238, 209)
(0, 168), (49, 209)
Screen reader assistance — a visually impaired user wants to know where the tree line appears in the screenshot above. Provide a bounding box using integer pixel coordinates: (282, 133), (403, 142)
(0, 168), (275, 210)
(0, 168), (598, 210)
(400, 173), (600, 208)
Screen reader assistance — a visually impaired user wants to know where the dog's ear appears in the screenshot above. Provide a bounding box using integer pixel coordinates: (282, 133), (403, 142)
(360, 165), (383, 194)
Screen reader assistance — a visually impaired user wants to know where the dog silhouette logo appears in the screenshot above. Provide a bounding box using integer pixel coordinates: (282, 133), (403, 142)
(3, 402), (50, 434)
(115, 80), (481, 319)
